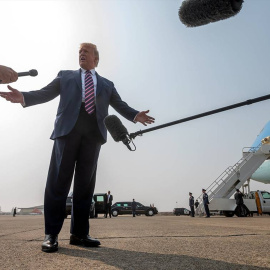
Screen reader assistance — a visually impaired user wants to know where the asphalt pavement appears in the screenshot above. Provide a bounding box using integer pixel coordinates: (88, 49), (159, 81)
(0, 214), (269, 270)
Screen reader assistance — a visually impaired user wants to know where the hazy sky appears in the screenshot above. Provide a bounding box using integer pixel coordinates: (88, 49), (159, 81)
(1, 0), (270, 212)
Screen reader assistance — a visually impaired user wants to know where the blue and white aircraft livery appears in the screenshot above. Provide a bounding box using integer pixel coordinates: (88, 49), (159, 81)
(251, 121), (270, 184)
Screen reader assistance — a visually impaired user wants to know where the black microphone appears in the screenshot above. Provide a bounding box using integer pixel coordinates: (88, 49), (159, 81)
(104, 115), (132, 151)
(18, 69), (38, 77)
(179, 0), (244, 27)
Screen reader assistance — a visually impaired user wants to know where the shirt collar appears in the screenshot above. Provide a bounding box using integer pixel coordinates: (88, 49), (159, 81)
(81, 67), (95, 75)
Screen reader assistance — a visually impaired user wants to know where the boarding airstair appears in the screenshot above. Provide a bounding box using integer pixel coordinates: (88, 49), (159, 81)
(196, 142), (270, 212)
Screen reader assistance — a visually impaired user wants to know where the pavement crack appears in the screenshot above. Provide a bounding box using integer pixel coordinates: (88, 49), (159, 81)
(26, 233), (268, 242)
(4, 233), (270, 243)
(0, 227), (44, 238)
(97, 233), (262, 239)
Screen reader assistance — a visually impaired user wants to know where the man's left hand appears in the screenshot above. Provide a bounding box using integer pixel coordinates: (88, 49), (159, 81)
(135, 110), (155, 126)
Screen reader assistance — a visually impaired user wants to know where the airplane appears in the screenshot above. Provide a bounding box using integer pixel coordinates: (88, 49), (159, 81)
(250, 121), (270, 184)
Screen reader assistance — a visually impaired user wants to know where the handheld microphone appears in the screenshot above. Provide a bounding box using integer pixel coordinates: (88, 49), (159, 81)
(179, 0), (244, 27)
(104, 115), (133, 151)
(18, 69), (38, 77)
(0, 69), (38, 83)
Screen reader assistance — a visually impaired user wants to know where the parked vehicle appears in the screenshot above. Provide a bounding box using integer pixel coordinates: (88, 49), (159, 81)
(93, 193), (107, 217)
(65, 192), (95, 218)
(111, 201), (158, 217)
(173, 208), (190, 216)
(209, 190), (270, 217)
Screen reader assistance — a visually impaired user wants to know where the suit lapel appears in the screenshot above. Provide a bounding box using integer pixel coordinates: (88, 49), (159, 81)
(74, 69), (82, 93)
(96, 72), (103, 96)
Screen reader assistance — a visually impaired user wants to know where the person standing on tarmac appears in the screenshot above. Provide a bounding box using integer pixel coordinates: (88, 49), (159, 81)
(202, 189), (210, 218)
(194, 199), (199, 215)
(0, 43), (155, 253)
(105, 191), (113, 218)
(13, 207), (17, 217)
(189, 192), (195, 217)
(131, 199), (137, 217)
(234, 189), (251, 217)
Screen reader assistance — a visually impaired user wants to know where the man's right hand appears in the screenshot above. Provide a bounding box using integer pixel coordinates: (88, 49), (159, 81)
(0, 65), (18, 84)
(0, 85), (24, 104)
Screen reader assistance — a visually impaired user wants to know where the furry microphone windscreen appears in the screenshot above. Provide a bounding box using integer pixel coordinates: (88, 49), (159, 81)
(104, 115), (129, 142)
(179, 0), (244, 27)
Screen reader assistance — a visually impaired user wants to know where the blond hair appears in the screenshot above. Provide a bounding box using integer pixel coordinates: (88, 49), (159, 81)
(80, 43), (99, 67)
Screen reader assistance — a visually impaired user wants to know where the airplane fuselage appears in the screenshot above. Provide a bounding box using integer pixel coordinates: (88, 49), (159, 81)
(251, 121), (270, 184)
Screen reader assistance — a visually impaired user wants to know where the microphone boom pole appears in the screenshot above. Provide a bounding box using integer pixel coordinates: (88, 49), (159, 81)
(130, 93), (270, 140)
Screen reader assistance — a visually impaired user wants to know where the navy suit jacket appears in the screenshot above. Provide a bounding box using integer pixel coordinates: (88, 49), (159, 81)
(22, 70), (139, 143)
(203, 193), (209, 205)
(105, 194), (113, 205)
(189, 196), (194, 207)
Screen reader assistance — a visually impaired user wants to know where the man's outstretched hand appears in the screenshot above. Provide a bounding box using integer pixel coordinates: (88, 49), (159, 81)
(0, 85), (24, 104)
(135, 110), (155, 126)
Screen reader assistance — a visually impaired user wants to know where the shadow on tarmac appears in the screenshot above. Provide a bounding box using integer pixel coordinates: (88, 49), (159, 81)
(58, 246), (269, 270)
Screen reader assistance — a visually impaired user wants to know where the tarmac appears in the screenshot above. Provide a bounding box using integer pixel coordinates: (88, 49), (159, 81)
(0, 214), (269, 270)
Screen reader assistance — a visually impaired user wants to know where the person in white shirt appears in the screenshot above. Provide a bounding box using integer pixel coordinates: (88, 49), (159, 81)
(105, 191), (113, 218)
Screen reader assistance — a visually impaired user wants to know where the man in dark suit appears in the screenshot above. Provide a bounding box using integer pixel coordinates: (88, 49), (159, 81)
(234, 189), (250, 217)
(105, 191), (113, 218)
(13, 207), (17, 217)
(131, 199), (137, 217)
(0, 43), (155, 253)
(202, 188), (210, 218)
(189, 192), (195, 217)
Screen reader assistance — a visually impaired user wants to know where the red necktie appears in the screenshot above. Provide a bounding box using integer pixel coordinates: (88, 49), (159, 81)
(85, 70), (95, 114)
